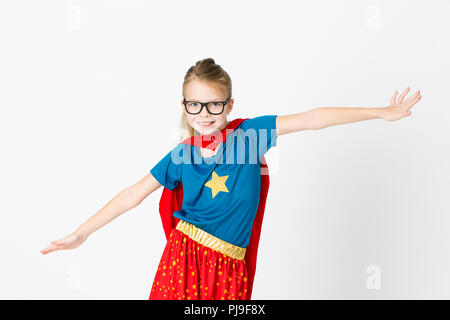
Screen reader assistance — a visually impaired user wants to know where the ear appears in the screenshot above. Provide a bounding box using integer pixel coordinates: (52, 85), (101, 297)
(227, 98), (234, 115)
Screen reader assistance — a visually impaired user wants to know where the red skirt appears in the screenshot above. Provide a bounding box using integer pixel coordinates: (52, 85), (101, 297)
(149, 221), (249, 300)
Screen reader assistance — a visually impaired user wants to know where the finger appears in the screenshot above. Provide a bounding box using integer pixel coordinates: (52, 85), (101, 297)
(50, 241), (64, 246)
(405, 94), (422, 110)
(391, 90), (398, 105)
(397, 86), (410, 104)
(51, 238), (68, 245)
(404, 90), (420, 104)
(42, 244), (57, 253)
(40, 247), (52, 254)
(41, 244), (60, 254)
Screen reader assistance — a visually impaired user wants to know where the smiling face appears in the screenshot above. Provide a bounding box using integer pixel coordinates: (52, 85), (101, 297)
(182, 79), (234, 135)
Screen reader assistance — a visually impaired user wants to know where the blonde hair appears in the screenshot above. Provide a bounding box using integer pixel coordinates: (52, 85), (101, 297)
(179, 58), (232, 141)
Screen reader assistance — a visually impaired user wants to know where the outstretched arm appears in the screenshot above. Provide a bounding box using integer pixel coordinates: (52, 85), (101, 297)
(276, 87), (422, 136)
(41, 173), (162, 254)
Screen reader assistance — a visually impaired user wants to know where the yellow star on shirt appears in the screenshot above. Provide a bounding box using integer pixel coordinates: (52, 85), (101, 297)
(204, 171), (229, 199)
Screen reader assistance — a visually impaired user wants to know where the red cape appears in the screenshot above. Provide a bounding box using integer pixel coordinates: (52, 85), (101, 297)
(156, 118), (270, 300)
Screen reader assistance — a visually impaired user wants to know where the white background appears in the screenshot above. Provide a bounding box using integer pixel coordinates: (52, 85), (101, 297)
(0, 0), (449, 299)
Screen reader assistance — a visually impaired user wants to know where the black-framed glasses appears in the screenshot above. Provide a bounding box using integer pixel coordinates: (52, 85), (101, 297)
(183, 97), (231, 115)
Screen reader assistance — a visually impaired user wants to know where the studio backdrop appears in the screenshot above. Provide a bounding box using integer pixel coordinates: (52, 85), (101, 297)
(0, 0), (448, 299)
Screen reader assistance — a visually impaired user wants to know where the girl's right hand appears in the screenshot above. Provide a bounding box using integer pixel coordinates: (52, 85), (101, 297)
(40, 232), (87, 255)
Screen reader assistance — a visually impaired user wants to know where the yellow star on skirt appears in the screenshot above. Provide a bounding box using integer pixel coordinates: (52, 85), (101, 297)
(204, 171), (229, 198)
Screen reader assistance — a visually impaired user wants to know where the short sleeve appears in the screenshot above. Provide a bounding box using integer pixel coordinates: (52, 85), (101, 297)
(149, 144), (183, 191)
(240, 115), (278, 160)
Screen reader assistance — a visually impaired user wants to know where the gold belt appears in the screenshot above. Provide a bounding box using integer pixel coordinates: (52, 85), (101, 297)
(175, 220), (246, 261)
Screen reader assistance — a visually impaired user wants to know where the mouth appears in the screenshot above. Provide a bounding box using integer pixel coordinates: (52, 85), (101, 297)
(197, 121), (215, 128)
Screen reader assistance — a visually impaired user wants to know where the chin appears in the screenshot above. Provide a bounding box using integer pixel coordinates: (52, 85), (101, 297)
(196, 125), (219, 135)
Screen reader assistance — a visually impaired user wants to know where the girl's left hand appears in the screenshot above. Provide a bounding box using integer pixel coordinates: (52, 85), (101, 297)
(381, 87), (422, 121)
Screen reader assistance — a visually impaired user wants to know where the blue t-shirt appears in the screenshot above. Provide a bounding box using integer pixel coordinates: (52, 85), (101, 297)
(149, 115), (278, 248)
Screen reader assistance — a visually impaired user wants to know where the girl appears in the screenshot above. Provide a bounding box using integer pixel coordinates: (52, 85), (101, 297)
(41, 58), (422, 300)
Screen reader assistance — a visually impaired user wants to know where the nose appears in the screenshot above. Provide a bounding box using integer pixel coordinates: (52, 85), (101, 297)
(199, 104), (211, 117)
